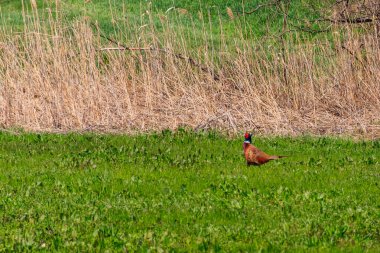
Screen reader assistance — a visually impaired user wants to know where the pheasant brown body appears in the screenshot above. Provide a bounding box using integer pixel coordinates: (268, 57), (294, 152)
(243, 133), (286, 166)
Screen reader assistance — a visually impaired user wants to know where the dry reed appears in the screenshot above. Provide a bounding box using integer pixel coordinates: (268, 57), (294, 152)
(0, 6), (379, 138)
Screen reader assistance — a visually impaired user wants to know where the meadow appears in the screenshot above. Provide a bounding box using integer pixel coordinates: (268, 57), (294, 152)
(0, 130), (379, 251)
(0, 0), (326, 37)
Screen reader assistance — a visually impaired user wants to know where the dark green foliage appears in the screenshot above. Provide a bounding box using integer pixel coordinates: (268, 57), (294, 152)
(0, 130), (379, 251)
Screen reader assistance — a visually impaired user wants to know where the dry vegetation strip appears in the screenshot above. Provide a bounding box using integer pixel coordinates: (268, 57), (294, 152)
(0, 7), (379, 137)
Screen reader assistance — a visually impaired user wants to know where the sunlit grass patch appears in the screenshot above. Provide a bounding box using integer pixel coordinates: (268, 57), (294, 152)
(0, 131), (379, 251)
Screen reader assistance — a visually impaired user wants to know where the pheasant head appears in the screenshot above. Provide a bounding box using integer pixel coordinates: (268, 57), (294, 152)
(244, 132), (252, 144)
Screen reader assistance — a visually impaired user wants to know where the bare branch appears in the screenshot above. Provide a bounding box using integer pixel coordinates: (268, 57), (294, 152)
(99, 47), (151, 51)
(316, 16), (376, 24)
(97, 33), (220, 81)
(341, 44), (365, 67)
(242, 0), (280, 15)
(289, 23), (332, 34)
(100, 34), (130, 50)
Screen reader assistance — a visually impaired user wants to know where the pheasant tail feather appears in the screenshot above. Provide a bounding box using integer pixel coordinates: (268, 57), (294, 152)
(269, 155), (288, 160)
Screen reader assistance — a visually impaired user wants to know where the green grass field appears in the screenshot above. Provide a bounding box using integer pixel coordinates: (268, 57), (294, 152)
(0, 0), (328, 40)
(0, 130), (379, 251)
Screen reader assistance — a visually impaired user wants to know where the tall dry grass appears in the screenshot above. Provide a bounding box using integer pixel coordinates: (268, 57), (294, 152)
(0, 6), (379, 137)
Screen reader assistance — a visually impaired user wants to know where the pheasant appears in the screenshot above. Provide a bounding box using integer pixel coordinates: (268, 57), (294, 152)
(243, 132), (287, 166)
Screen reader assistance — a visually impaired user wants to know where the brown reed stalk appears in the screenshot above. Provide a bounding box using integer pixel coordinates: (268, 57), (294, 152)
(0, 5), (379, 138)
